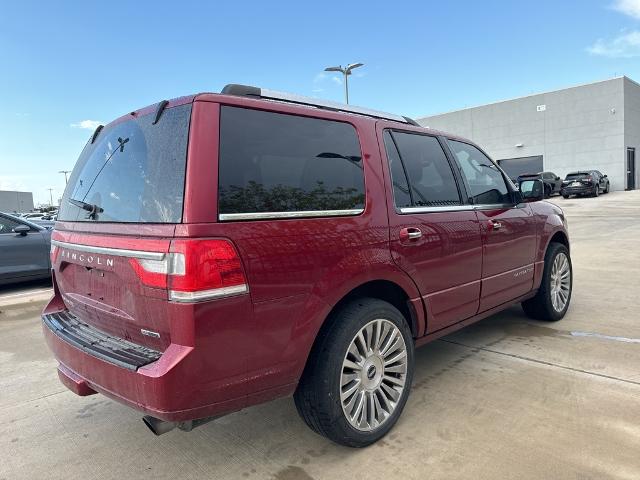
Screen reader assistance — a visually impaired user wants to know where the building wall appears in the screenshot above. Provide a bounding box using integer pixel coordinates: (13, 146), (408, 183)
(0, 191), (34, 213)
(418, 77), (628, 191)
(624, 77), (640, 190)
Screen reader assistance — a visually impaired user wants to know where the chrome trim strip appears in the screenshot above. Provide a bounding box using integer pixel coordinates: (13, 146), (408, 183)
(219, 209), (364, 221)
(51, 240), (165, 261)
(399, 203), (517, 214)
(169, 284), (248, 303)
(399, 205), (475, 214)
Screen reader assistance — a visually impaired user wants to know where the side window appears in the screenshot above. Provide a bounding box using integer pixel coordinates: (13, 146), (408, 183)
(0, 215), (23, 234)
(382, 131), (412, 208)
(448, 140), (511, 205)
(389, 131), (461, 207)
(543, 172), (552, 180)
(218, 107), (365, 215)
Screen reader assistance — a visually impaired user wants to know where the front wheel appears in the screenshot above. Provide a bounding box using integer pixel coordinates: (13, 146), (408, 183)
(294, 298), (415, 447)
(562, 194), (570, 199)
(522, 243), (572, 321)
(605, 183), (610, 193)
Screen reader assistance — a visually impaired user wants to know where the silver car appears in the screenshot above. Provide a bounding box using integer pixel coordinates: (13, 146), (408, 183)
(0, 212), (52, 285)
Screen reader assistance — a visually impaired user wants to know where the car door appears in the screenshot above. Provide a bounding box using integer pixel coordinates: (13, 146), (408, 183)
(446, 140), (538, 312)
(381, 128), (483, 334)
(0, 214), (50, 281)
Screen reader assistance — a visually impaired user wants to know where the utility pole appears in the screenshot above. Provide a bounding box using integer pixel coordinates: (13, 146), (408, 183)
(59, 170), (71, 184)
(47, 188), (54, 207)
(324, 63), (364, 104)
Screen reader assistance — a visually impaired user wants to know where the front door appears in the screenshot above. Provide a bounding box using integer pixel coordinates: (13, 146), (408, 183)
(0, 214), (49, 281)
(628, 148), (636, 190)
(381, 129), (483, 334)
(447, 140), (538, 312)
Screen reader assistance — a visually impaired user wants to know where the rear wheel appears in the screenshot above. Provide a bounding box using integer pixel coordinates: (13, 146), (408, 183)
(593, 185), (599, 197)
(522, 243), (572, 321)
(562, 194), (570, 199)
(294, 298), (414, 447)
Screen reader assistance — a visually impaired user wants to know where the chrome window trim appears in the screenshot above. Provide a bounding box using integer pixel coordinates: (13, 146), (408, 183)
(50, 240), (165, 261)
(219, 208), (364, 222)
(399, 203), (517, 214)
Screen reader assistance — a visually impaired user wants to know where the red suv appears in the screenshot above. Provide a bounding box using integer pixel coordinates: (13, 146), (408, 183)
(43, 85), (572, 447)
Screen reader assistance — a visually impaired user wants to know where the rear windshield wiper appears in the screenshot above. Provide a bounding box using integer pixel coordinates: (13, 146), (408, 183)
(68, 198), (104, 219)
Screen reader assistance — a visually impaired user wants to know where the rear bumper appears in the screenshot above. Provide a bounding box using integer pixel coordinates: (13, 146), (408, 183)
(561, 185), (596, 195)
(42, 307), (250, 422)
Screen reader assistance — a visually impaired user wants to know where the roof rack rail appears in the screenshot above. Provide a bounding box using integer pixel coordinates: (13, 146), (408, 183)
(221, 84), (419, 125)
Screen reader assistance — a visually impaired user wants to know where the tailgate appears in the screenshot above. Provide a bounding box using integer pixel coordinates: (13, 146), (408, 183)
(51, 230), (173, 351)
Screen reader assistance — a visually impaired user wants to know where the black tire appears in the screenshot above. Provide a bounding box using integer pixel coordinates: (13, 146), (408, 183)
(593, 185), (599, 197)
(522, 243), (572, 321)
(562, 194), (570, 199)
(294, 298), (415, 447)
(605, 183), (610, 193)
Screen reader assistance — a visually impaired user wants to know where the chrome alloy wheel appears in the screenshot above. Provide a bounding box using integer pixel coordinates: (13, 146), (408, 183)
(550, 252), (571, 312)
(340, 319), (408, 432)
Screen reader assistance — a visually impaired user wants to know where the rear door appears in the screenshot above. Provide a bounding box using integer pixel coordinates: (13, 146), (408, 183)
(381, 128), (482, 333)
(447, 140), (537, 312)
(0, 214), (49, 280)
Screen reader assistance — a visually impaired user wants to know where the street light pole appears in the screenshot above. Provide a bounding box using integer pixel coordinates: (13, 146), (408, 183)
(47, 188), (54, 207)
(324, 62), (364, 104)
(59, 170), (71, 184)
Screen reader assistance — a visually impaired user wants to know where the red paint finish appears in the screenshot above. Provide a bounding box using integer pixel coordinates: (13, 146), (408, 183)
(42, 92), (570, 425)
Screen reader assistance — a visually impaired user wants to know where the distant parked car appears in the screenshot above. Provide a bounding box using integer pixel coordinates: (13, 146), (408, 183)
(0, 212), (52, 285)
(518, 172), (562, 198)
(561, 170), (610, 198)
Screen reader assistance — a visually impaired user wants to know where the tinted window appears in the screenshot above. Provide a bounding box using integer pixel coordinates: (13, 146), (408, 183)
(383, 131), (412, 208)
(218, 107), (365, 214)
(0, 215), (22, 234)
(59, 104), (192, 223)
(565, 172), (589, 180)
(390, 132), (460, 207)
(449, 140), (510, 204)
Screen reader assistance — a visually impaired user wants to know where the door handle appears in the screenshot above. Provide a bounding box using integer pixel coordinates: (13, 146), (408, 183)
(399, 227), (422, 241)
(488, 220), (502, 231)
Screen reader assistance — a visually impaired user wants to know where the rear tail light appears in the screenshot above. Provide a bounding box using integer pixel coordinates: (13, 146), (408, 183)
(130, 239), (247, 302)
(584, 176), (593, 183)
(50, 243), (59, 263)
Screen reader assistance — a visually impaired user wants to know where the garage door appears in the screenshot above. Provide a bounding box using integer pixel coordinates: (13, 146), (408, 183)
(497, 156), (543, 182)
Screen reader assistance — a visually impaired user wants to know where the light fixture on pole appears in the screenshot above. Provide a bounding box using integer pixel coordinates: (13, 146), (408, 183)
(324, 62), (364, 104)
(59, 170), (71, 184)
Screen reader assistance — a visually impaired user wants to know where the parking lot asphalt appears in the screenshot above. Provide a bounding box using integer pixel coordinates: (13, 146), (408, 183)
(1, 191), (639, 480)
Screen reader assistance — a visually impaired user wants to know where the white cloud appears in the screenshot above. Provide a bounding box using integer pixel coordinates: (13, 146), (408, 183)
(587, 30), (640, 57)
(330, 76), (342, 85)
(313, 71), (342, 85)
(70, 119), (103, 130)
(613, 0), (640, 18)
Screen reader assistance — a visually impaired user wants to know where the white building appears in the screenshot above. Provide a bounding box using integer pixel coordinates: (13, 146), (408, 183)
(418, 76), (640, 191)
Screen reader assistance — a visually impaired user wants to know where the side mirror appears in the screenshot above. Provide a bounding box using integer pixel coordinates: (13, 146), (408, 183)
(603, 174), (608, 178)
(518, 179), (544, 202)
(13, 225), (30, 236)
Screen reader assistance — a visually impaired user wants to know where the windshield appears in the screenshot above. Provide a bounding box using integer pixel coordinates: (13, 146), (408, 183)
(58, 103), (191, 223)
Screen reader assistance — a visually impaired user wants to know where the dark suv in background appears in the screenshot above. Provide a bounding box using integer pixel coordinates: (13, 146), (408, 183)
(517, 171), (562, 198)
(561, 170), (610, 198)
(42, 85), (572, 447)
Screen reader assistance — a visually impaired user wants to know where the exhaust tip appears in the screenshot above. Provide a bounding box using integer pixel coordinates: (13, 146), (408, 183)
(142, 415), (177, 436)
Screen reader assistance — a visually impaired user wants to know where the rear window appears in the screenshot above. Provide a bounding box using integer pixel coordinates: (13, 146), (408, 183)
(565, 172), (589, 180)
(218, 106), (365, 216)
(58, 104), (192, 223)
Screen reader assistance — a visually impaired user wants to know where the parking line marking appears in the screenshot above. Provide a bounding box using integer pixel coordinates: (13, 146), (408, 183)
(570, 331), (640, 344)
(0, 289), (53, 300)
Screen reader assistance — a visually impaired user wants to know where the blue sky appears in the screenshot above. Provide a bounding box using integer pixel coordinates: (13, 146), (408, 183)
(3, 0), (640, 205)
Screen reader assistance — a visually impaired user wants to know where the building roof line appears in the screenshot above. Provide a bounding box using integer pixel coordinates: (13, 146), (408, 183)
(418, 76), (634, 120)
